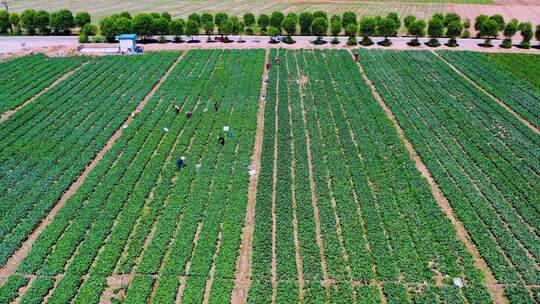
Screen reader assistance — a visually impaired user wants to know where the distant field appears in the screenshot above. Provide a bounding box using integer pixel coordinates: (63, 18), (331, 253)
(9, 0), (494, 22)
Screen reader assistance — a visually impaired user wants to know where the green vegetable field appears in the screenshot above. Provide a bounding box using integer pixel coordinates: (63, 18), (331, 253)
(0, 48), (538, 304)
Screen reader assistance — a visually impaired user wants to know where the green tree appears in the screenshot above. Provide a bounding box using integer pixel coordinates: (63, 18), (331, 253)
(115, 17), (132, 34)
(185, 19), (200, 41)
(330, 19), (341, 37)
(444, 13), (460, 27)
(35, 10), (50, 35)
(132, 13), (154, 39)
(386, 12), (400, 35)
(501, 20), (518, 48)
(50, 9), (75, 34)
(446, 21), (462, 47)
(404, 15), (416, 29)
(267, 25), (280, 42)
(75, 12), (91, 27)
(479, 19), (498, 46)
(342, 11), (357, 28)
(243, 13), (255, 27)
(169, 19), (185, 42)
(257, 14), (269, 33)
(282, 16), (297, 37)
(203, 21), (214, 40)
(299, 12), (313, 35)
(270, 11), (284, 31)
(188, 13), (200, 25)
(474, 14), (488, 33)
(489, 14), (505, 31)
(218, 18), (232, 41)
(214, 12), (228, 27)
(407, 19), (426, 46)
(10, 13), (21, 34)
(536, 24), (540, 47)
(120, 12), (132, 19)
(462, 18), (471, 38)
(201, 13), (213, 25)
(377, 17), (397, 46)
(345, 23), (358, 45)
(21, 10), (36, 35)
(81, 23), (97, 35)
(154, 17), (170, 37)
(427, 18), (444, 47)
(313, 11), (327, 21)
(330, 19), (341, 44)
(311, 17), (328, 44)
(518, 22), (532, 48)
(359, 17), (377, 46)
(161, 12), (171, 21)
(330, 15), (341, 25)
(99, 16), (118, 42)
(286, 13), (298, 23)
(0, 11), (10, 33)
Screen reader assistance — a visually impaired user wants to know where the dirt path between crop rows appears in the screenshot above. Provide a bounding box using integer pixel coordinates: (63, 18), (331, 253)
(231, 49), (270, 304)
(0, 51), (186, 287)
(348, 49), (507, 304)
(431, 51), (540, 136)
(0, 62), (88, 123)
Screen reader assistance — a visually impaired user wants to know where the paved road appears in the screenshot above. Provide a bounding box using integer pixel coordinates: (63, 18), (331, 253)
(1, 35), (537, 54)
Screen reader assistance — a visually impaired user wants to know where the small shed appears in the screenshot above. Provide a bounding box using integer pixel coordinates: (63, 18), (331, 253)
(119, 34), (137, 52)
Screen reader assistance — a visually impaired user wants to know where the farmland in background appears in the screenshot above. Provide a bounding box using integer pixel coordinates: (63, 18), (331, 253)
(13, 0), (540, 24)
(484, 53), (540, 89)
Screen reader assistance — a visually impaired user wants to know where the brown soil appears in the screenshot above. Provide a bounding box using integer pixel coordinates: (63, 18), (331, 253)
(0, 62), (88, 123)
(0, 52), (184, 287)
(350, 49), (507, 304)
(433, 51), (539, 136)
(231, 49), (270, 304)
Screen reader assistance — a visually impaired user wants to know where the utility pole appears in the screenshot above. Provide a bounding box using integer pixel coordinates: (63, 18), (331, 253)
(1, 1), (10, 13)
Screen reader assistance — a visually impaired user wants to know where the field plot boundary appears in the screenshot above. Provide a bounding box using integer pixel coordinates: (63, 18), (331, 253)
(231, 48), (270, 304)
(349, 49), (506, 304)
(0, 51), (186, 286)
(432, 51), (540, 136)
(0, 62), (88, 123)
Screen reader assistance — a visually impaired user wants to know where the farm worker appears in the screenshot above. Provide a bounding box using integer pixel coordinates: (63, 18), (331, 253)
(185, 111), (193, 118)
(227, 130), (233, 138)
(260, 95), (266, 102)
(354, 52), (359, 62)
(214, 101), (220, 112)
(265, 62), (271, 70)
(218, 135), (225, 146)
(177, 156), (185, 169)
(275, 56), (280, 65)
(174, 105), (181, 114)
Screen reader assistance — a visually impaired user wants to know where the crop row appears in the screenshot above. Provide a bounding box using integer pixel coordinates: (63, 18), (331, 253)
(358, 48), (538, 302)
(249, 49), (492, 303)
(9, 50), (202, 303)
(0, 54), (86, 113)
(485, 53), (540, 89)
(438, 51), (540, 129)
(0, 52), (179, 268)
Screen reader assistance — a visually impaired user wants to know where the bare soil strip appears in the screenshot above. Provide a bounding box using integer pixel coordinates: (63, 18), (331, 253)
(231, 49), (270, 304)
(349, 50), (507, 304)
(0, 62), (88, 123)
(294, 52), (331, 295)
(0, 52), (186, 286)
(432, 51), (540, 136)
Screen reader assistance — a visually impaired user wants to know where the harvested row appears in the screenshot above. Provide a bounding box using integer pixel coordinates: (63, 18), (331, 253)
(437, 51), (540, 129)
(0, 54), (86, 114)
(358, 49), (539, 302)
(0, 52), (180, 268)
(249, 49), (491, 303)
